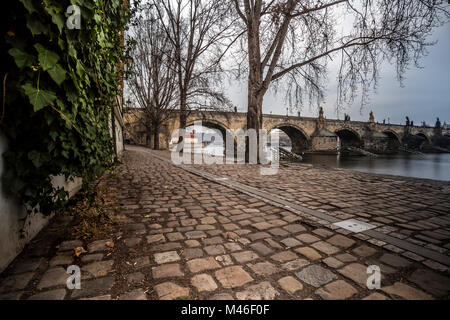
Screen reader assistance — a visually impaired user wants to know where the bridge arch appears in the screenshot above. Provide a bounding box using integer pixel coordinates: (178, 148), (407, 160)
(183, 119), (233, 155)
(335, 128), (363, 149)
(382, 130), (402, 151)
(268, 124), (310, 154)
(415, 132), (431, 144)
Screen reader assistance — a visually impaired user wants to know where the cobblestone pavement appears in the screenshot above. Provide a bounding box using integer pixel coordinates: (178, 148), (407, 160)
(179, 152), (450, 264)
(1, 146), (449, 300)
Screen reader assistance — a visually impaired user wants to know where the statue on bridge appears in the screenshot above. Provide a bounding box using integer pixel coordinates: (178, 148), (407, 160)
(369, 111), (374, 123)
(406, 116), (410, 127)
(317, 107), (325, 130)
(434, 117), (442, 136)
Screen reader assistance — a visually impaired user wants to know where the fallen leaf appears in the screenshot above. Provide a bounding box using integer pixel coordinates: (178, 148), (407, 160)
(106, 241), (114, 248)
(74, 247), (87, 257)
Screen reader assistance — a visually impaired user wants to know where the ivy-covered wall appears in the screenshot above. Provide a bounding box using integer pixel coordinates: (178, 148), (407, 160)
(2, 0), (130, 213)
(0, 0), (130, 271)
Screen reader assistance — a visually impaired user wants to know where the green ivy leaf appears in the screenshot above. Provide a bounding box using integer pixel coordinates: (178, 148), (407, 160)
(22, 82), (57, 112)
(48, 63), (67, 85)
(19, 0), (36, 14)
(8, 48), (35, 68)
(34, 44), (59, 71)
(26, 17), (48, 36)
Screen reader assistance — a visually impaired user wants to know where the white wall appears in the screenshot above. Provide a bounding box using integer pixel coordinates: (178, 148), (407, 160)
(0, 135), (82, 273)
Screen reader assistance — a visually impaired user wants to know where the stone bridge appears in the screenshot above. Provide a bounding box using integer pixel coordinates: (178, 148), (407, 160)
(125, 110), (449, 154)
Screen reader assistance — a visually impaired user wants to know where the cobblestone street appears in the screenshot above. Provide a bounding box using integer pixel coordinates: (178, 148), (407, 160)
(1, 146), (449, 300)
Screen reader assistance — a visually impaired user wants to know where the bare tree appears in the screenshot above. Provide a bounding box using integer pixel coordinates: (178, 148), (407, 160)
(126, 3), (178, 150)
(153, 0), (238, 131)
(230, 0), (449, 159)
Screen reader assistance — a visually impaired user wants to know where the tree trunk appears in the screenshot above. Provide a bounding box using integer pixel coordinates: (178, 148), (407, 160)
(153, 124), (160, 150)
(180, 91), (187, 130)
(246, 84), (264, 163)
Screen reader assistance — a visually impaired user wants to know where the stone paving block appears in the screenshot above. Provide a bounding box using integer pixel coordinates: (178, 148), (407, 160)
(408, 269), (450, 297)
(152, 263), (184, 279)
(224, 243), (242, 252)
(282, 259), (310, 271)
(12, 258), (45, 274)
(312, 228), (333, 238)
(280, 238), (302, 248)
(146, 234), (166, 244)
(270, 251), (298, 263)
(70, 276), (115, 299)
(352, 245), (377, 257)
(278, 276), (303, 295)
(215, 266), (253, 288)
(283, 224), (306, 234)
(186, 231), (207, 239)
(264, 238), (283, 249)
(379, 253), (412, 268)
(381, 282), (433, 300)
(187, 257), (221, 273)
(294, 247), (322, 261)
(81, 253), (104, 264)
(335, 253), (357, 263)
(253, 222), (273, 231)
(58, 240), (83, 252)
(150, 242), (182, 252)
(296, 234), (320, 244)
(132, 256), (151, 269)
(362, 293), (390, 300)
(236, 281), (279, 300)
(327, 235), (356, 248)
(87, 239), (113, 253)
(119, 289), (147, 300)
(249, 242), (274, 256)
(185, 240), (201, 247)
(126, 272), (145, 284)
(201, 217), (217, 225)
(247, 261), (279, 276)
(182, 248), (204, 260)
(154, 282), (190, 300)
(49, 254), (74, 267)
(154, 251), (180, 264)
(28, 289), (67, 300)
(268, 228), (289, 237)
(322, 257), (344, 269)
(232, 251), (259, 263)
(338, 263), (369, 287)
(124, 238), (142, 247)
(311, 241), (340, 255)
(315, 280), (357, 300)
(37, 268), (68, 290)
(247, 232), (271, 241)
(204, 245), (226, 256)
(191, 274), (218, 292)
(82, 260), (114, 279)
(166, 232), (185, 242)
(295, 265), (338, 288)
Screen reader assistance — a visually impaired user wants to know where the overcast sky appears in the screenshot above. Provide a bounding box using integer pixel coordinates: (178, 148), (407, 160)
(225, 24), (450, 126)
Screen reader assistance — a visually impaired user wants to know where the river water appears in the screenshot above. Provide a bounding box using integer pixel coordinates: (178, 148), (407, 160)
(301, 153), (450, 182)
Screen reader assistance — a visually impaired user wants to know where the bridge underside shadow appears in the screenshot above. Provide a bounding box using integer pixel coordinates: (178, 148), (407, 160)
(335, 129), (363, 150)
(273, 125), (309, 155)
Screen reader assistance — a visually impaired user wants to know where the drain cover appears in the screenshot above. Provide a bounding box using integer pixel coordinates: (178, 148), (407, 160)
(333, 219), (376, 233)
